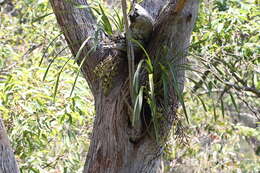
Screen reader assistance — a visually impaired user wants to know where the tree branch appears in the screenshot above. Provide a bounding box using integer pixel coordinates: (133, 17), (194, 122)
(144, 0), (200, 138)
(49, 0), (101, 93)
(49, 0), (96, 55)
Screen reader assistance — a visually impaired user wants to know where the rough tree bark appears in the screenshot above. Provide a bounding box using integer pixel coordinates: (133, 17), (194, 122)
(50, 0), (199, 172)
(0, 118), (19, 173)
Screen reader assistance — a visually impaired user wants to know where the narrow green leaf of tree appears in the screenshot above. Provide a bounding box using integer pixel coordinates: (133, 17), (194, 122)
(70, 46), (95, 97)
(212, 100), (217, 121)
(197, 94), (207, 112)
(130, 39), (153, 73)
(133, 86), (144, 127)
(220, 98), (225, 118)
(229, 93), (239, 113)
(99, 4), (113, 35)
(74, 37), (92, 63)
(39, 33), (62, 66)
(148, 74), (158, 141)
(133, 59), (144, 98)
(32, 12), (53, 23)
(53, 57), (72, 102)
(169, 66), (189, 124)
(43, 46), (69, 81)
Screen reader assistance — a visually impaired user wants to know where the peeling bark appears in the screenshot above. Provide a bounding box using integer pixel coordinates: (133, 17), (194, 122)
(50, 0), (199, 172)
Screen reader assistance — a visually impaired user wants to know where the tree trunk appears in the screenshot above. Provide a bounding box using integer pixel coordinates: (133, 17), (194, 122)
(50, 0), (199, 172)
(0, 118), (19, 173)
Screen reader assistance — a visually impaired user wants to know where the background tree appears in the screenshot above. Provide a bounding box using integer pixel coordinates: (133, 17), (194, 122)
(0, 118), (19, 173)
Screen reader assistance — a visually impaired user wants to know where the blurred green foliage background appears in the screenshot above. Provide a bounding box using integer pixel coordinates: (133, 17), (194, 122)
(0, 0), (259, 172)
